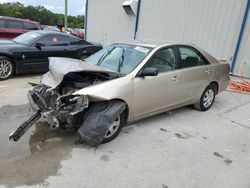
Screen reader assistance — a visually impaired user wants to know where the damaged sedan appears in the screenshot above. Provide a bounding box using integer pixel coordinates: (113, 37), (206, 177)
(9, 41), (230, 147)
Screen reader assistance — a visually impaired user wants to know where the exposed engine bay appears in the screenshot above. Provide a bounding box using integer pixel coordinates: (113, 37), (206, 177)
(9, 70), (122, 146)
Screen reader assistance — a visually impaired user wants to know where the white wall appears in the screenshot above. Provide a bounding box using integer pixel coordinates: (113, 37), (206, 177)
(86, 0), (136, 46)
(137, 0), (246, 62)
(86, 0), (250, 77)
(233, 6), (250, 78)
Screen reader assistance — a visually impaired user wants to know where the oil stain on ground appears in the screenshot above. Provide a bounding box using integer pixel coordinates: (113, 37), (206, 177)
(175, 132), (193, 139)
(0, 104), (83, 187)
(100, 155), (110, 161)
(213, 152), (233, 165)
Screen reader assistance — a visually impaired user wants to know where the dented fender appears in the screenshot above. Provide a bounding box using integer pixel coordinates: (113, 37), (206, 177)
(73, 75), (135, 122)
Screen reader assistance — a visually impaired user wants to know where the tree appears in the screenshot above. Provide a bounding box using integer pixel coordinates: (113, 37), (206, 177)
(0, 2), (85, 28)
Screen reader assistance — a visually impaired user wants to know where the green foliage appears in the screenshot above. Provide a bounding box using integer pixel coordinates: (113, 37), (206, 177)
(0, 2), (84, 28)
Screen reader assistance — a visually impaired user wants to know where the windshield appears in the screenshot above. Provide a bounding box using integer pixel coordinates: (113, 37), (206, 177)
(84, 44), (152, 74)
(13, 31), (43, 45)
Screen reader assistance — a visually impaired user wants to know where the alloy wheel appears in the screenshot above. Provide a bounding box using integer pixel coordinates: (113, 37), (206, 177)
(0, 59), (13, 79)
(104, 116), (121, 139)
(203, 89), (214, 108)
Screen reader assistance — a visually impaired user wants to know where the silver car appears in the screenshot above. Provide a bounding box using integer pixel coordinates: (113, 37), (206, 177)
(10, 40), (230, 145)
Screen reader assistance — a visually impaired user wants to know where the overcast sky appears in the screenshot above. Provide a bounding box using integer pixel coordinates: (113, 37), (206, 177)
(0, 0), (86, 16)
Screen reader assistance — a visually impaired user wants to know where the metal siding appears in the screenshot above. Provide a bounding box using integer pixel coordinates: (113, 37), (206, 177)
(87, 0), (136, 46)
(137, 0), (246, 62)
(233, 10), (250, 78)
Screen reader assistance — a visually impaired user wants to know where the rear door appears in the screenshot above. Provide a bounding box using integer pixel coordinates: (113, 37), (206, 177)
(177, 45), (213, 103)
(133, 46), (181, 119)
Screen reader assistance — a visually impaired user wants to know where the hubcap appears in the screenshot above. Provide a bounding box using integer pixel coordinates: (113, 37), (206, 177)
(104, 116), (121, 139)
(203, 89), (214, 108)
(0, 60), (12, 79)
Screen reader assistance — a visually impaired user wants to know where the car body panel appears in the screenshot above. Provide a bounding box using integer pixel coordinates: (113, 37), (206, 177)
(0, 16), (41, 39)
(0, 31), (102, 75)
(41, 57), (119, 89)
(179, 65), (212, 103)
(133, 70), (181, 119)
(36, 41), (229, 123)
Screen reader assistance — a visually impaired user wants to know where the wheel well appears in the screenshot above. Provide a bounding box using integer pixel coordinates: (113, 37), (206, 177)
(209, 81), (219, 94)
(110, 99), (129, 123)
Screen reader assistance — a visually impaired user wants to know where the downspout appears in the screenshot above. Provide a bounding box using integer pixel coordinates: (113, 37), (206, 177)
(134, 0), (142, 39)
(231, 0), (250, 72)
(84, 0), (89, 40)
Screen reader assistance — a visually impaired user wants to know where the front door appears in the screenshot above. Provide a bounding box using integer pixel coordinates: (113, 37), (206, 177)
(133, 46), (181, 119)
(20, 35), (70, 72)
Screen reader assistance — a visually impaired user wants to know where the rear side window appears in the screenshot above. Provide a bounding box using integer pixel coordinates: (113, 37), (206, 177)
(7, 20), (24, 29)
(179, 47), (208, 68)
(0, 19), (6, 28)
(69, 36), (81, 44)
(23, 22), (38, 30)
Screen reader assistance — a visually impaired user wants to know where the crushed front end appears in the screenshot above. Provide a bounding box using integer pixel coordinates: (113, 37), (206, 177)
(9, 57), (122, 144)
(28, 84), (89, 130)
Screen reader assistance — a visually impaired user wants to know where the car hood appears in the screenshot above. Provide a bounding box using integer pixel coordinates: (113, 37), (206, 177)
(0, 40), (25, 52)
(0, 40), (15, 45)
(41, 57), (119, 89)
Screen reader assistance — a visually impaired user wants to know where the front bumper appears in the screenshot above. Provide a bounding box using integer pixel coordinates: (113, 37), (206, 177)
(27, 87), (89, 129)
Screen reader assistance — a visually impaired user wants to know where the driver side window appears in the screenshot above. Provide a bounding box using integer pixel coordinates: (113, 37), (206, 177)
(144, 47), (176, 73)
(36, 35), (69, 46)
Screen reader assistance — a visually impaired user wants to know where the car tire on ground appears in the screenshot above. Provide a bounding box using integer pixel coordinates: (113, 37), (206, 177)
(0, 56), (14, 81)
(194, 84), (216, 111)
(102, 112), (125, 143)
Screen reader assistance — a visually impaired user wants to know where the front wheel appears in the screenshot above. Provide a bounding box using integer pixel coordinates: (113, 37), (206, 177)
(0, 56), (14, 81)
(194, 85), (216, 111)
(102, 112), (125, 143)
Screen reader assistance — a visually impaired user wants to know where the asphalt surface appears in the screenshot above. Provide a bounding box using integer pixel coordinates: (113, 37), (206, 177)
(0, 75), (250, 188)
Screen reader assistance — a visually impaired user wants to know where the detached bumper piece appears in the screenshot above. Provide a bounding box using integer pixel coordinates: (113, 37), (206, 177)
(77, 100), (126, 147)
(9, 111), (41, 141)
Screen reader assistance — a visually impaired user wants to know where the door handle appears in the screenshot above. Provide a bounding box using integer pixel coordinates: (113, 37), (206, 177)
(172, 76), (180, 81)
(205, 70), (212, 74)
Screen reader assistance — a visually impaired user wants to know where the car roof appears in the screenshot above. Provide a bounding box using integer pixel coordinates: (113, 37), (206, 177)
(28, 30), (80, 39)
(117, 39), (176, 48)
(117, 39), (197, 48)
(0, 16), (40, 24)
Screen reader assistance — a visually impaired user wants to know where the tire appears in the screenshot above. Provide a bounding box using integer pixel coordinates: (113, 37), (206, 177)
(0, 56), (14, 81)
(102, 112), (125, 143)
(194, 84), (216, 111)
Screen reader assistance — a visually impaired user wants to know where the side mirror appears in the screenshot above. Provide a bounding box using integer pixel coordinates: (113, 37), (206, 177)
(35, 43), (45, 50)
(137, 67), (158, 77)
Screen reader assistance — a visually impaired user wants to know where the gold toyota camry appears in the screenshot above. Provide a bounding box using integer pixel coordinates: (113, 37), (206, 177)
(10, 40), (230, 146)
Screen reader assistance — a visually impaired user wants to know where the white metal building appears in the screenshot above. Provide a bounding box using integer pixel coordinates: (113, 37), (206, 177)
(84, 0), (250, 78)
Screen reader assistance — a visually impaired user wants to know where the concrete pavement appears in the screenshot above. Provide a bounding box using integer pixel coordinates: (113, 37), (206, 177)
(0, 75), (249, 188)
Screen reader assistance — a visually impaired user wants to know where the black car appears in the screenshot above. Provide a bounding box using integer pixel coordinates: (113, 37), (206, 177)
(0, 30), (102, 80)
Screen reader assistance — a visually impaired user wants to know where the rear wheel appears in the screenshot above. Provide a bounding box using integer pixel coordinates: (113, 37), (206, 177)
(194, 85), (216, 111)
(0, 56), (14, 81)
(102, 112), (125, 143)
